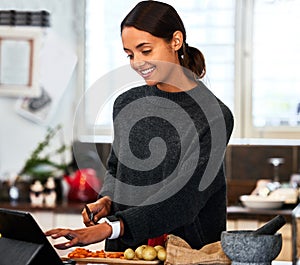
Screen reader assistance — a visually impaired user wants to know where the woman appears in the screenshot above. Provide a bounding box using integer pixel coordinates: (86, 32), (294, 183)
(45, 0), (234, 251)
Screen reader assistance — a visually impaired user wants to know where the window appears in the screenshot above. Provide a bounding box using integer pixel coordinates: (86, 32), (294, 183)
(250, 0), (300, 136)
(83, 0), (300, 140)
(84, 0), (142, 136)
(84, 0), (235, 138)
(167, 0), (235, 112)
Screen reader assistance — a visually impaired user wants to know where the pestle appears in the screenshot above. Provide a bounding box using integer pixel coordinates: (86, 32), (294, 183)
(253, 215), (286, 235)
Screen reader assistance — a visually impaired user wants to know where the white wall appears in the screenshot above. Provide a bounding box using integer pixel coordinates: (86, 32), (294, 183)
(0, 0), (83, 177)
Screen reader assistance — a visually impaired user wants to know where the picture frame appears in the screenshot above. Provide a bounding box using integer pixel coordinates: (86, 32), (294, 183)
(0, 26), (44, 97)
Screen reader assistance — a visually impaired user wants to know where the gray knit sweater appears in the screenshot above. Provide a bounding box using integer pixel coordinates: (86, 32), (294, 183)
(100, 81), (234, 251)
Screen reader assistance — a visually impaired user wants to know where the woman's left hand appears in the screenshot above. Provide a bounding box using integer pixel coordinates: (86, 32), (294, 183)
(82, 196), (112, 226)
(45, 222), (112, 249)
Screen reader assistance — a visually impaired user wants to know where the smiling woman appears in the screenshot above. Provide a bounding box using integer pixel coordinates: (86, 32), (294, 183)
(121, 27), (193, 92)
(46, 0), (234, 254)
(83, 0), (300, 140)
(83, 0), (235, 137)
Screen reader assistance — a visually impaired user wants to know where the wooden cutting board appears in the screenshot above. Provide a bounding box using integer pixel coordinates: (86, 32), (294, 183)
(61, 256), (162, 265)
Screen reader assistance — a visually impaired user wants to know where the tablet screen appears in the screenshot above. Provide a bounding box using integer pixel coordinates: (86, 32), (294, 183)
(0, 208), (63, 265)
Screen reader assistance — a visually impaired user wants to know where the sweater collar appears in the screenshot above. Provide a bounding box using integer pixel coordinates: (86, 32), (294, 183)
(144, 81), (203, 108)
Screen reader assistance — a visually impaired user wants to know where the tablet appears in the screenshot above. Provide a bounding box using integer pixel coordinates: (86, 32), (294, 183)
(0, 208), (74, 265)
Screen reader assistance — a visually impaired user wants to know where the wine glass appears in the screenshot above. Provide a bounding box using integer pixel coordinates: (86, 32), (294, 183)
(268, 157), (285, 183)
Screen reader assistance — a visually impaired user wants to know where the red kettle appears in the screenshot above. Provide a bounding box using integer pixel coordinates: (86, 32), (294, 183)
(64, 168), (101, 202)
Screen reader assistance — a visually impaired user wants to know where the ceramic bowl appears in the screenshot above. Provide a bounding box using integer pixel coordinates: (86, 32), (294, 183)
(240, 195), (284, 210)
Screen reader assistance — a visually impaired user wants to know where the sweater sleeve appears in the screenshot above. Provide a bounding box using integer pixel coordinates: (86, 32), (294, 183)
(98, 148), (117, 198)
(98, 98), (121, 199)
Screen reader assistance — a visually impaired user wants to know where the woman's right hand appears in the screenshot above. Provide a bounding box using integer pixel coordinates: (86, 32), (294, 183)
(82, 196), (112, 226)
(45, 222), (113, 249)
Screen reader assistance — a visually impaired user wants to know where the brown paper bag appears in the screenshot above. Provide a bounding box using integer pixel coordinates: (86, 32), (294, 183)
(165, 235), (231, 265)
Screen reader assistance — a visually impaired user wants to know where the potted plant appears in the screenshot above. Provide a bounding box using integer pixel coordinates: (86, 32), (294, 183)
(12, 124), (69, 202)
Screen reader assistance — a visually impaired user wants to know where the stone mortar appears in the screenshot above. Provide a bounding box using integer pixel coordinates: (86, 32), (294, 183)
(221, 230), (282, 265)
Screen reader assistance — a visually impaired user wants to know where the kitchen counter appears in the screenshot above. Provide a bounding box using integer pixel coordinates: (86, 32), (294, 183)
(227, 205), (295, 223)
(64, 259), (298, 265)
(1, 201), (296, 220)
(0, 200), (87, 214)
(0, 201), (299, 264)
(0, 201), (296, 226)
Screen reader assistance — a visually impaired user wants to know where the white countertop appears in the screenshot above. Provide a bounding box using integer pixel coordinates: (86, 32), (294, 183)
(273, 261), (295, 265)
(229, 138), (300, 146)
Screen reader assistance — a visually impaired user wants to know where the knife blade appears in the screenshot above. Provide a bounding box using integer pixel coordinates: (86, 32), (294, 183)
(85, 204), (96, 224)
